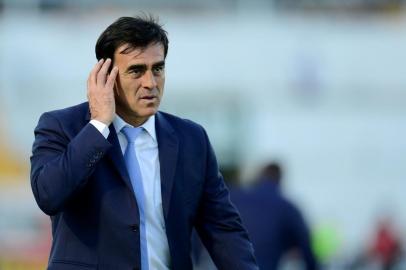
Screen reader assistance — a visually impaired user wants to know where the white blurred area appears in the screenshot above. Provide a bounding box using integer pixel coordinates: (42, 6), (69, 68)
(0, 0), (406, 268)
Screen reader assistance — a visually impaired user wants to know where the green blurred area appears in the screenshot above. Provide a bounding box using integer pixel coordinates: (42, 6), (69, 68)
(0, 260), (47, 270)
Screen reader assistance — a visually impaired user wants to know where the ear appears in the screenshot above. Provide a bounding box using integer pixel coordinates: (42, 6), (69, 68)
(114, 81), (119, 96)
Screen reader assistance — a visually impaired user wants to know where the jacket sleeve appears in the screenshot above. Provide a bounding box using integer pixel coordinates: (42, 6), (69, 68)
(30, 112), (112, 216)
(194, 129), (259, 270)
(286, 204), (319, 270)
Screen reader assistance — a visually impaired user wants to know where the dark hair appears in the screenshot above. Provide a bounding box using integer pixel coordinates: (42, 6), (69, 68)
(259, 162), (282, 185)
(95, 15), (169, 63)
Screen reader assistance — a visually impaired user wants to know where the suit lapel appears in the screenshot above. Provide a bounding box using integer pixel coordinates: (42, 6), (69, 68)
(86, 107), (177, 218)
(85, 108), (135, 194)
(106, 124), (136, 194)
(156, 112), (179, 219)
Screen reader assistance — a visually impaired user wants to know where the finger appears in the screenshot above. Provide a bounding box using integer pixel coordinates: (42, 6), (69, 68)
(96, 58), (111, 86)
(105, 66), (119, 90)
(88, 59), (104, 87)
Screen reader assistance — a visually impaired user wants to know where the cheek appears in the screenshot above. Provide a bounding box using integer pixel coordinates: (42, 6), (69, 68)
(120, 79), (139, 96)
(158, 77), (165, 91)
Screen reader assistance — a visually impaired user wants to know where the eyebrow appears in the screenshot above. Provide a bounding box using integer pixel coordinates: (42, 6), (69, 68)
(125, 61), (165, 73)
(153, 61), (165, 68)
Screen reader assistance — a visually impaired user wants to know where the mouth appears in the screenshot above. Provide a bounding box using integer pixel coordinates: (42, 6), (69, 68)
(140, 95), (157, 101)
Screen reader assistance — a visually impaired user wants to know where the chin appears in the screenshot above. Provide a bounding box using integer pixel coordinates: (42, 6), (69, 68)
(140, 108), (158, 117)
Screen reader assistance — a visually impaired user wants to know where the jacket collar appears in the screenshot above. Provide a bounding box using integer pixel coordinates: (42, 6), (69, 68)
(87, 106), (179, 220)
(155, 112), (179, 219)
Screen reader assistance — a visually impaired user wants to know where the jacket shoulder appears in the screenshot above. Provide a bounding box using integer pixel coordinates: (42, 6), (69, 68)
(157, 111), (206, 135)
(43, 102), (89, 121)
(36, 102), (90, 137)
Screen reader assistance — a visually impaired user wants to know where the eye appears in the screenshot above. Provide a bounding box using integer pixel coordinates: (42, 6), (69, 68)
(129, 69), (143, 77)
(153, 66), (164, 75)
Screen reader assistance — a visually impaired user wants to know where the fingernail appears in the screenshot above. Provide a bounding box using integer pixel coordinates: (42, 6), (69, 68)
(99, 59), (104, 63)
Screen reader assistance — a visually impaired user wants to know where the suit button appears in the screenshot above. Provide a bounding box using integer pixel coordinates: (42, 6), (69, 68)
(130, 224), (138, 232)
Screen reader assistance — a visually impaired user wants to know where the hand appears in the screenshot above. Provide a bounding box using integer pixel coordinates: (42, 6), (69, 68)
(87, 58), (118, 125)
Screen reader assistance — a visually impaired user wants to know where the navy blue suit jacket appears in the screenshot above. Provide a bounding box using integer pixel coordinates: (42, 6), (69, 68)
(30, 102), (258, 270)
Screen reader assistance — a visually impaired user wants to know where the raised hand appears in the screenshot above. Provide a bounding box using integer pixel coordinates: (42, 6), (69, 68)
(87, 58), (119, 125)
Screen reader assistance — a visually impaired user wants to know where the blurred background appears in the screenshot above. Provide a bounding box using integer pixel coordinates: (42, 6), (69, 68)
(0, 0), (406, 269)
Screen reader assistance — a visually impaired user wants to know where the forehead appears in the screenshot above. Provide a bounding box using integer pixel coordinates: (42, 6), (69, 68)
(114, 43), (165, 65)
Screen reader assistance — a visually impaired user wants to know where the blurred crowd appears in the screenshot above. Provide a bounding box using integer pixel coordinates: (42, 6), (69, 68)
(192, 161), (406, 270)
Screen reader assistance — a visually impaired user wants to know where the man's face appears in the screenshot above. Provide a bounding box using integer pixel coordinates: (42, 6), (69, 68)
(113, 42), (165, 125)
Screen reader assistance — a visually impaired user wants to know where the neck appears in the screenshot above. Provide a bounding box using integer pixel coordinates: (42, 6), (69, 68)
(116, 110), (149, 127)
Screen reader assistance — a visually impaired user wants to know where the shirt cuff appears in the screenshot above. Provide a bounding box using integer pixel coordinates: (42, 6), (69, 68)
(90, 119), (110, 139)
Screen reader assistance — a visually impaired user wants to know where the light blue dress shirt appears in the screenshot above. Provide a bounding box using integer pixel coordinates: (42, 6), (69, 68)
(90, 115), (170, 269)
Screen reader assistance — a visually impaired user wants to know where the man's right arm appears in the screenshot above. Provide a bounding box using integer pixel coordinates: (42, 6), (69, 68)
(30, 58), (118, 216)
(30, 112), (111, 216)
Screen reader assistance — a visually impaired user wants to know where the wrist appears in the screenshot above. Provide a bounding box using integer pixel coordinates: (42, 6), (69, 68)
(89, 119), (110, 138)
(91, 116), (112, 126)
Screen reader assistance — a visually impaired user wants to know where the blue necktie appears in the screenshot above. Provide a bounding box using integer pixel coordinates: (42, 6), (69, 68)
(122, 126), (149, 270)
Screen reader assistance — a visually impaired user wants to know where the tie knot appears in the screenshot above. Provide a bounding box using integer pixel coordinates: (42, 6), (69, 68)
(122, 126), (142, 143)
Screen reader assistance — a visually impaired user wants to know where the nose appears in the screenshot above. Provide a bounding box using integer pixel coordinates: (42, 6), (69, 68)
(141, 70), (157, 90)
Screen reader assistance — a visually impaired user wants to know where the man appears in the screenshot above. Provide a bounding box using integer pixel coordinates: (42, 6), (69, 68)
(230, 162), (318, 270)
(30, 16), (258, 270)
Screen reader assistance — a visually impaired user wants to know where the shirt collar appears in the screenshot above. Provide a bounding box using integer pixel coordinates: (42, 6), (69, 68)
(113, 114), (157, 142)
